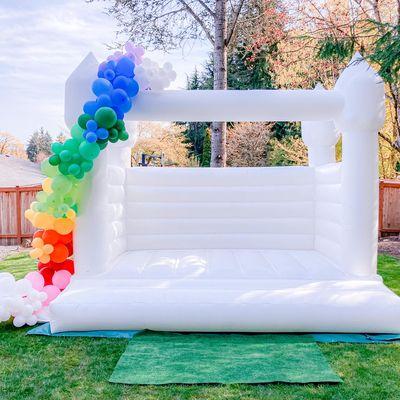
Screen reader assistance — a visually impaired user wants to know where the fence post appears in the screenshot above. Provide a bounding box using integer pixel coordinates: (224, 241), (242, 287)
(15, 186), (22, 244)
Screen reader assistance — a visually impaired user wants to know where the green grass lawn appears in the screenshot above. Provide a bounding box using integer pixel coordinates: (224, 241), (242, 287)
(1, 252), (400, 400)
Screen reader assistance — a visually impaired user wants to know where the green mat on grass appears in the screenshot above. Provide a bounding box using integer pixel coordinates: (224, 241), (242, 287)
(109, 331), (342, 385)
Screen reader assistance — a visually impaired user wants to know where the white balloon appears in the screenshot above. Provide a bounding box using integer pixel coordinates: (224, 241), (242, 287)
(15, 279), (32, 295)
(26, 315), (38, 326)
(13, 315), (25, 328)
(0, 305), (10, 322)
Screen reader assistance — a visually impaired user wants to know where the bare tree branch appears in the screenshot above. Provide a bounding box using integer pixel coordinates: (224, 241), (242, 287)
(196, 0), (215, 17)
(226, 0), (245, 46)
(177, 0), (215, 44)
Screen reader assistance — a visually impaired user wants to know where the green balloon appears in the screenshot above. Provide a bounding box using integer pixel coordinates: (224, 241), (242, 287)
(94, 107), (117, 129)
(41, 158), (59, 177)
(59, 150), (72, 162)
(46, 193), (62, 208)
(52, 175), (73, 195)
(37, 203), (48, 212)
(115, 120), (125, 131)
(68, 163), (81, 176)
(119, 131), (129, 141)
(58, 162), (69, 176)
(75, 170), (84, 180)
(78, 113), (92, 129)
(71, 124), (85, 142)
(109, 128), (118, 140)
(79, 141), (100, 160)
(64, 138), (80, 153)
(81, 160), (93, 172)
(109, 136), (118, 143)
(98, 141), (108, 150)
(51, 142), (63, 154)
(36, 191), (47, 203)
(48, 154), (60, 166)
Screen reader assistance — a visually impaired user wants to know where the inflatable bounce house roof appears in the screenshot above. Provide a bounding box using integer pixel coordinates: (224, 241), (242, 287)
(2, 43), (400, 333)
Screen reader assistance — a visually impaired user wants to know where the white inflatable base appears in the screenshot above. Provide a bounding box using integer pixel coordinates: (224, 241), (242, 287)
(50, 249), (400, 333)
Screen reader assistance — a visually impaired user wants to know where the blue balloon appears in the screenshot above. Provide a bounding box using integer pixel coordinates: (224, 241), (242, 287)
(86, 119), (98, 131)
(97, 70), (105, 78)
(119, 97), (132, 113)
(104, 69), (116, 81)
(96, 94), (113, 108)
(113, 76), (139, 97)
(83, 101), (98, 116)
(106, 60), (116, 70)
(111, 88), (129, 107)
(127, 79), (139, 97)
(97, 128), (109, 140)
(115, 57), (135, 78)
(112, 107), (124, 120)
(97, 62), (107, 78)
(86, 132), (98, 143)
(92, 78), (113, 96)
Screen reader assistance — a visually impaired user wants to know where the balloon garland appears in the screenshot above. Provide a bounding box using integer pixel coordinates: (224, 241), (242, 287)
(0, 42), (176, 327)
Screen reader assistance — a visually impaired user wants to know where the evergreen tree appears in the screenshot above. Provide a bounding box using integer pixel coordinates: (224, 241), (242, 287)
(26, 127), (52, 162)
(201, 129), (211, 167)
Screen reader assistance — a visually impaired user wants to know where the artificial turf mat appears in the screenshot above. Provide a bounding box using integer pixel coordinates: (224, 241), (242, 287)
(109, 331), (342, 385)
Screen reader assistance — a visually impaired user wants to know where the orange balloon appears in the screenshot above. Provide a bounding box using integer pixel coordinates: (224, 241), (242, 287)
(33, 230), (44, 239)
(33, 212), (55, 230)
(42, 230), (60, 245)
(54, 218), (74, 235)
(50, 243), (69, 263)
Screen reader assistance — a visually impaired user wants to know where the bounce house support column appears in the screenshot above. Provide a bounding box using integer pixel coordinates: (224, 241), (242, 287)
(302, 85), (339, 167)
(334, 53), (385, 277)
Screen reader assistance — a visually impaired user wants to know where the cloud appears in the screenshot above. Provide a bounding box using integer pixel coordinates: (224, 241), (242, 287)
(0, 0), (209, 142)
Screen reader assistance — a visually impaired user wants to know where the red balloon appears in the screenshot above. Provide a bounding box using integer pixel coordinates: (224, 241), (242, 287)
(50, 243), (69, 263)
(59, 232), (73, 244)
(39, 267), (54, 286)
(52, 259), (74, 274)
(42, 229), (60, 245)
(66, 242), (73, 256)
(33, 230), (44, 239)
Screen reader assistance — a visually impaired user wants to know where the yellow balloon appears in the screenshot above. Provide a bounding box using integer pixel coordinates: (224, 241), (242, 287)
(32, 212), (55, 230)
(66, 209), (76, 221)
(31, 237), (43, 248)
(54, 217), (75, 235)
(42, 178), (53, 194)
(25, 209), (35, 221)
(39, 254), (50, 264)
(43, 244), (54, 254)
(29, 248), (42, 259)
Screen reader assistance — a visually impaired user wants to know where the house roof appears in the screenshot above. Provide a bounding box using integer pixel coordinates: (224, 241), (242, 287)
(0, 155), (44, 187)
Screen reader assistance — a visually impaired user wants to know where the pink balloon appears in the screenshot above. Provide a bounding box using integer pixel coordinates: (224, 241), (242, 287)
(25, 271), (44, 291)
(52, 270), (71, 290)
(42, 285), (61, 306)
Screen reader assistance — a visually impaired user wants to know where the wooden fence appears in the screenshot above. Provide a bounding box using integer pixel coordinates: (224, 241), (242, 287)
(0, 185), (41, 245)
(379, 179), (400, 236)
(0, 179), (399, 245)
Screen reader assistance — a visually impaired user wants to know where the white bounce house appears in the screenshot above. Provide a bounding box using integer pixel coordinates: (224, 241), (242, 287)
(49, 53), (400, 333)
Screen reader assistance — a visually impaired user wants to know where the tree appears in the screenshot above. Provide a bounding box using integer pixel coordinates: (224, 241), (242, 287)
(0, 132), (26, 159)
(93, 0), (269, 166)
(201, 128), (211, 166)
(132, 122), (196, 166)
(56, 132), (67, 143)
(26, 127), (52, 163)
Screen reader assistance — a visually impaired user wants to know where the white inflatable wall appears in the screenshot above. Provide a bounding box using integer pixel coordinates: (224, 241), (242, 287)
(50, 52), (400, 333)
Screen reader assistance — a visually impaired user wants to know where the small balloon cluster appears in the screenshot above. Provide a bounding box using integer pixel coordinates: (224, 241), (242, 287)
(0, 273), (48, 327)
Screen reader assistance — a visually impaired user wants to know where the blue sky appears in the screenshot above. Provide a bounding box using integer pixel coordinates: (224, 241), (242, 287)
(0, 0), (209, 143)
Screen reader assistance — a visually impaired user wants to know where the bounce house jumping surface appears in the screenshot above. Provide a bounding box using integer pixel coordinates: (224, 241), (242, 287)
(48, 52), (400, 333)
